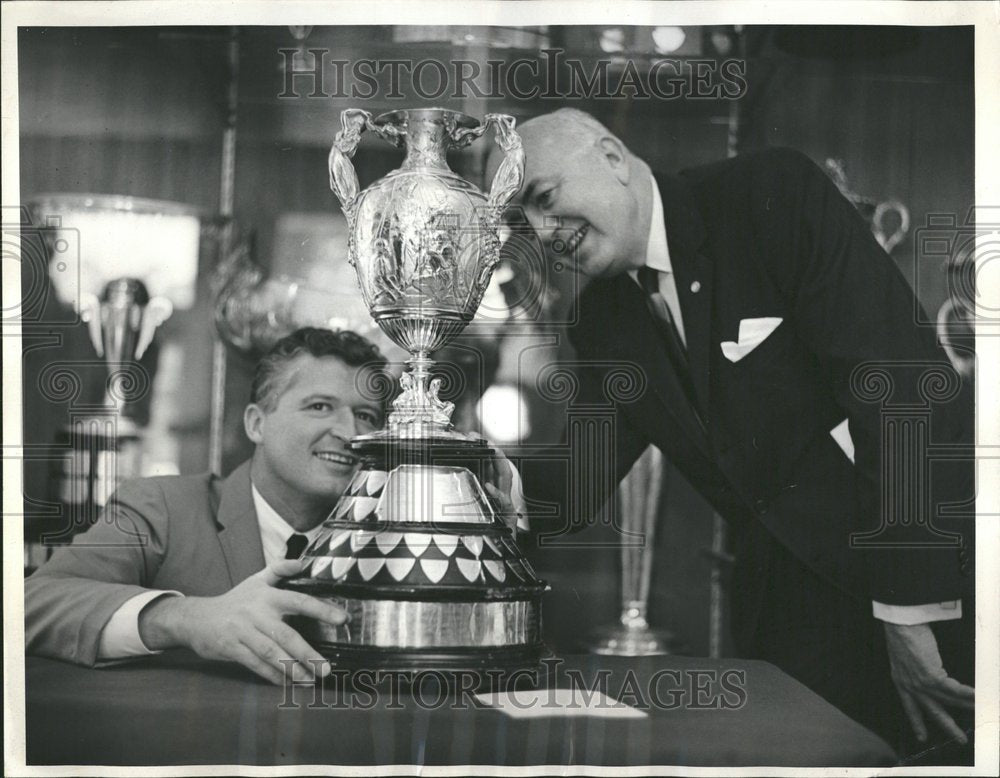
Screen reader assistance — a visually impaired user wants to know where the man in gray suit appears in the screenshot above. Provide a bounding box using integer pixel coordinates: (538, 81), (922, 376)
(26, 327), (389, 685)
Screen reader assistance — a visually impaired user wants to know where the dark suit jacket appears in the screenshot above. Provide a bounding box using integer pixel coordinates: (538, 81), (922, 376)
(521, 147), (973, 613)
(25, 461), (264, 666)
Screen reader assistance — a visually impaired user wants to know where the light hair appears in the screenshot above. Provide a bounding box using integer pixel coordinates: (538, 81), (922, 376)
(520, 108), (623, 148)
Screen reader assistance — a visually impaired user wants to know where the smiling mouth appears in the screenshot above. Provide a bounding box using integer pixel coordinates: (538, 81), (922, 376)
(313, 451), (358, 466)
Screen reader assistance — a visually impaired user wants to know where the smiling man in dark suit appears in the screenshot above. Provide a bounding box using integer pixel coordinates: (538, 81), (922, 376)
(490, 108), (975, 758)
(25, 327), (389, 685)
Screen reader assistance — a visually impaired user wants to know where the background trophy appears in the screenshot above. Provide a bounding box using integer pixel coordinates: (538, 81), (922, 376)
(284, 108), (546, 674)
(79, 278), (173, 429)
(937, 246), (975, 380)
(50, 278), (173, 544)
(591, 445), (675, 656)
(24, 194), (196, 560)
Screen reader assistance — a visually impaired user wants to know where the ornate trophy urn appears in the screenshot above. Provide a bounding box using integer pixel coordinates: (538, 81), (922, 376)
(284, 108), (546, 675)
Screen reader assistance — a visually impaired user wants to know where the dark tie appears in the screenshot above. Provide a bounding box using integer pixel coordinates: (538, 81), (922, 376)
(637, 264), (706, 421)
(637, 265), (689, 371)
(285, 533), (309, 560)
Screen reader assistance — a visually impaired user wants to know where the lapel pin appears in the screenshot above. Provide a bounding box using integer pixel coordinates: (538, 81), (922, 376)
(690, 280), (702, 293)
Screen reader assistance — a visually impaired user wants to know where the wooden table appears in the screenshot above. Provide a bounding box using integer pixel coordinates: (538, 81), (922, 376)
(25, 651), (895, 768)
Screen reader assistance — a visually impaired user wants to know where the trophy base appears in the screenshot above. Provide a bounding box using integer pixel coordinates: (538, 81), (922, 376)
(286, 425), (548, 682)
(283, 581), (548, 678)
(310, 643), (547, 677)
(313, 644), (550, 695)
(589, 625), (675, 657)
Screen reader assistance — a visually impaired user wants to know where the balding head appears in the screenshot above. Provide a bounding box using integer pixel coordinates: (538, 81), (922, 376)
(521, 108), (622, 146)
(485, 109), (630, 187)
(484, 107), (653, 282)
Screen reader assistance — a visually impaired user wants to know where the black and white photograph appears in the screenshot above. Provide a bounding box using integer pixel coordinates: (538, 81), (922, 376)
(3, 1), (998, 774)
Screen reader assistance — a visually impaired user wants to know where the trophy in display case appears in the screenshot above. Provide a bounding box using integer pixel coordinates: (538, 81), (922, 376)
(283, 108), (547, 674)
(26, 194), (197, 552)
(78, 277), (174, 431)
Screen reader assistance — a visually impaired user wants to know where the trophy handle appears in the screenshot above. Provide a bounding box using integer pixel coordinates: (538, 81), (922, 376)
(78, 292), (104, 358)
(447, 113), (524, 217)
(936, 298), (975, 379)
(135, 296), (174, 360)
(329, 109), (411, 223)
(873, 199), (910, 254)
(482, 114), (524, 217)
(328, 108), (375, 225)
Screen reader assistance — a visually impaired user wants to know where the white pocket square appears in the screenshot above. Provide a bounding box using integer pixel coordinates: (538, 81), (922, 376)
(720, 317), (783, 362)
(830, 418), (856, 464)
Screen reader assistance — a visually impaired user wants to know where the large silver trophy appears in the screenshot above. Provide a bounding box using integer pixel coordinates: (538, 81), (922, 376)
(285, 108), (546, 674)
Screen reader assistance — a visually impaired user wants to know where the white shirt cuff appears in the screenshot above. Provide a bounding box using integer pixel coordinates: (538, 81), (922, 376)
(97, 590), (183, 661)
(872, 600), (962, 625)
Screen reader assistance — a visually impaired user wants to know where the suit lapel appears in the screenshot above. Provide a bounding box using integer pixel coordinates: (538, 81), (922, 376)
(212, 460), (265, 586)
(606, 276), (711, 457)
(654, 171), (714, 416)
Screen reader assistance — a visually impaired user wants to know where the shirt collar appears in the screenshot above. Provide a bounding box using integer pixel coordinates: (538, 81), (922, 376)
(629, 172), (673, 284)
(251, 483), (326, 555)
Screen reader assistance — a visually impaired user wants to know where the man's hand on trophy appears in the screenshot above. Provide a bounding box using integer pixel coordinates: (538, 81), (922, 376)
(484, 447), (528, 534)
(137, 559), (347, 686)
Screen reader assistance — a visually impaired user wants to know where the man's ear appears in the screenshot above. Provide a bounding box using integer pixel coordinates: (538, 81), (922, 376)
(596, 136), (630, 185)
(244, 403), (265, 445)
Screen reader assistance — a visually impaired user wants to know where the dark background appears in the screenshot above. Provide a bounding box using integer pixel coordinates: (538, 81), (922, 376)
(18, 24), (974, 656)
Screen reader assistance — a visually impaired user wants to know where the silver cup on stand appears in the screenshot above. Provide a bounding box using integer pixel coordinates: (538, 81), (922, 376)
(591, 444), (675, 656)
(284, 108), (547, 675)
(79, 278), (173, 426)
(24, 195), (196, 560)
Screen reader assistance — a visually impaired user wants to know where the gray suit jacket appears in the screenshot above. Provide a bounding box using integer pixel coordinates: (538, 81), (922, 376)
(25, 461), (264, 666)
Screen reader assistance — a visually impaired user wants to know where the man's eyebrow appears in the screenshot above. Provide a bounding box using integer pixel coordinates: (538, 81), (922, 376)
(300, 393), (341, 404)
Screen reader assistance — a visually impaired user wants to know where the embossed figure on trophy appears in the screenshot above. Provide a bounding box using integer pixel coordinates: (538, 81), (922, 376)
(420, 217), (460, 296)
(371, 236), (401, 306)
(391, 372), (455, 429)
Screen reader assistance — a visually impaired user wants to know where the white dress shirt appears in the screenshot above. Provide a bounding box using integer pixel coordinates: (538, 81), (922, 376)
(628, 174), (686, 345)
(251, 485), (327, 566)
(96, 484), (325, 661)
(629, 172), (960, 627)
